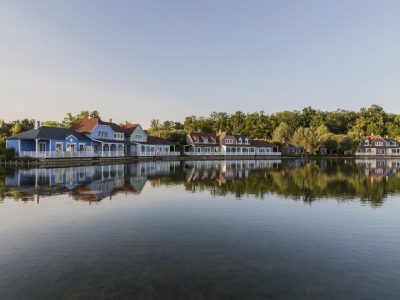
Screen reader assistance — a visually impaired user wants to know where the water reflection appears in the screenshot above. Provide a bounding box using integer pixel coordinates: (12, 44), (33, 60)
(1, 161), (180, 204)
(2, 159), (400, 206)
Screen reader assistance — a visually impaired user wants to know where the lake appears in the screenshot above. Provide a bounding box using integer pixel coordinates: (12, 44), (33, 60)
(1, 159), (400, 299)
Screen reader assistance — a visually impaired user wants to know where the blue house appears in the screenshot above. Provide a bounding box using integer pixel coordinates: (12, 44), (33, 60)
(6, 126), (93, 158)
(71, 118), (125, 156)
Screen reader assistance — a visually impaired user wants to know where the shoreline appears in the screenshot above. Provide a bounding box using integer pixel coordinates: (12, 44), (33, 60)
(0, 155), (362, 168)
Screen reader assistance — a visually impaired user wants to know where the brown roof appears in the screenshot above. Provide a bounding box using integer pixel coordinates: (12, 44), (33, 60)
(120, 124), (140, 137)
(189, 132), (218, 139)
(71, 118), (124, 133)
(250, 140), (276, 147)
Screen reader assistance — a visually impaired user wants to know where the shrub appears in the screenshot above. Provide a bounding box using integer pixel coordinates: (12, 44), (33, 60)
(0, 148), (15, 160)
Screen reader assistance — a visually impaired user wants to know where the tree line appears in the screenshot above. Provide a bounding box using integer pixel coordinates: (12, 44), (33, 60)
(1, 105), (400, 156)
(149, 105), (399, 154)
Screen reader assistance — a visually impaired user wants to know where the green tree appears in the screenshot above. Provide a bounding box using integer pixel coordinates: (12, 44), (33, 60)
(272, 122), (290, 144)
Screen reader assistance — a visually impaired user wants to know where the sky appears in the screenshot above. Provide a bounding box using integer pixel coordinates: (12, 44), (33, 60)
(1, 0), (400, 127)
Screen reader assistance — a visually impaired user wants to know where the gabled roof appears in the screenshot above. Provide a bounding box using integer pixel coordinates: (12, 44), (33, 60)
(71, 118), (124, 133)
(7, 127), (90, 141)
(120, 124), (140, 137)
(218, 132), (247, 141)
(188, 132), (218, 145)
(189, 132), (218, 139)
(361, 135), (398, 145)
(232, 134), (247, 141)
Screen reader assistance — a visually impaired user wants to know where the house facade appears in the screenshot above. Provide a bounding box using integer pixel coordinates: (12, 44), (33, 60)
(6, 126), (93, 158)
(184, 132), (221, 155)
(281, 142), (306, 156)
(356, 135), (400, 157)
(121, 124), (179, 157)
(71, 118), (125, 157)
(184, 132), (281, 156)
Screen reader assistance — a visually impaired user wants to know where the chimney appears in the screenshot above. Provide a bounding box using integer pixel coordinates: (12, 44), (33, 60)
(35, 120), (41, 129)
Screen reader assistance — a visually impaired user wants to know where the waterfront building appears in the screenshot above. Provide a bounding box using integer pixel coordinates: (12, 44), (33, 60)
(120, 123), (179, 157)
(355, 135), (400, 157)
(71, 118), (126, 157)
(184, 132), (281, 157)
(6, 124), (93, 158)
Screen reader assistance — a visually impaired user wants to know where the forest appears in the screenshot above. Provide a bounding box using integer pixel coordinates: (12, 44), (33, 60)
(1, 105), (399, 156)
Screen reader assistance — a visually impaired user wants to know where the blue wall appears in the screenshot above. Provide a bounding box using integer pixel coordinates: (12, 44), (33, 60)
(89, 124), (116, 140)
(7, 136), (92, 156)
(49, 135), (92, 151)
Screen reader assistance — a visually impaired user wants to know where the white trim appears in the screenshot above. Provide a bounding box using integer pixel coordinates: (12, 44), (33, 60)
(65, 134), (78, 141)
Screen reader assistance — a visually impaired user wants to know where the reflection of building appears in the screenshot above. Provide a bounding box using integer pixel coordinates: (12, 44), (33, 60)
(356, 159), (400, 181)
(4, 161), (180, 203)
(185, 160), (281, 184)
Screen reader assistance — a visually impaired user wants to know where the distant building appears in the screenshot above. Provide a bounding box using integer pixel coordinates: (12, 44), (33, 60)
(184, 132), (280, 156)
(356, 135), (400, 157)
(281, 142), (305, 156)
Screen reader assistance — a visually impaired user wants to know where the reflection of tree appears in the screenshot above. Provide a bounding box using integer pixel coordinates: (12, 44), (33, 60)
(182, 160), (399, 206)
(2, 160), (400, 207)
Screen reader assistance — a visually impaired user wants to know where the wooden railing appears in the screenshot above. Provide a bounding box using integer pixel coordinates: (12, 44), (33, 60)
(184, 151), (281, 156)
(136, 151), (180, 157)
(20, 151), (95, 158)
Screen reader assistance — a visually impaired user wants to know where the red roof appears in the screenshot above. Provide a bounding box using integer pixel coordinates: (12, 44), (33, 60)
(120, 124), (140, 137)
(71, 118), (124, 133)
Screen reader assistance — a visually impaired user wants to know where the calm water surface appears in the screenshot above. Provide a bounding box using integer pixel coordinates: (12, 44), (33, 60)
(1, 159), (400, 299)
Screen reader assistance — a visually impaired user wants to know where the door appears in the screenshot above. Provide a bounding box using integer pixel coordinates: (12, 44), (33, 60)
(39, 142), (46, 152)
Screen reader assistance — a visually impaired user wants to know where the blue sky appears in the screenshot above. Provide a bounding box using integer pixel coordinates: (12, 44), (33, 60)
(1, 0), (400, 127)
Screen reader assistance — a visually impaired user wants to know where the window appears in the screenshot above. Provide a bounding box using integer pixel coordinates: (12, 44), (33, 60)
(79, 144), (85, 152)
(238, 138), (242, 144)
(376, 142), (383, 146)
(55, 143), (62, 152)
(66, 143), (75, 152)
(245, 138), (249, 144)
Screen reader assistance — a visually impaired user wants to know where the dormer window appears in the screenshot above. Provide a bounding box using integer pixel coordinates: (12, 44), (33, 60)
(364, 141), (369, 146)
(245, 138), (249, 144)
(238, 138), (242, 144)
(202, 137), (208, 143)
